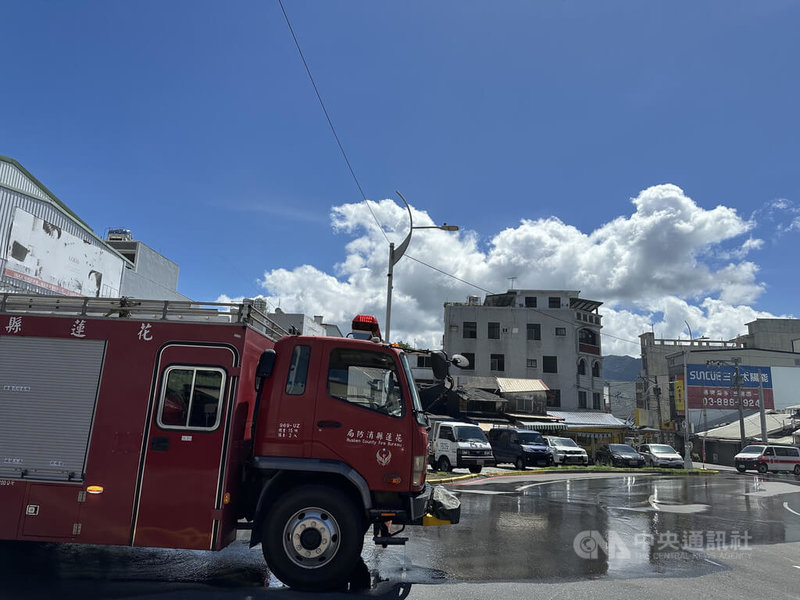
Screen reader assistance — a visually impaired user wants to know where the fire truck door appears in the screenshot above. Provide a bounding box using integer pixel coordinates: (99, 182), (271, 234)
(133, 344), (238, 550)
(313, 348), (412, 490)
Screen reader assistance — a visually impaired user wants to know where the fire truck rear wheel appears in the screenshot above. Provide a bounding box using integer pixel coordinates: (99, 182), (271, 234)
(262, 485), (364, 591)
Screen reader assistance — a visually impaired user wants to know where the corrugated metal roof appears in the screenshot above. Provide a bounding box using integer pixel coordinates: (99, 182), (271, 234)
(505, 412), (564, 421)
(548, 411), (629, 429)
(453, 376), (549, 393)
(767, 434), (798, 445)
(700, 411), (795, 441)
(457, 386), (508, 403)
(569, 297), (603, 312)
(0, 156), (90, 229)
(454, 376), (499, 390)
(496, 378), (549, 393)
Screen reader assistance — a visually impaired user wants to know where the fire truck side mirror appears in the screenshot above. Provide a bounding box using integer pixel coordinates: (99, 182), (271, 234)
(431, 351), (449, 381)
(254, 349), (276, 392)
(451, 354), (468, 368)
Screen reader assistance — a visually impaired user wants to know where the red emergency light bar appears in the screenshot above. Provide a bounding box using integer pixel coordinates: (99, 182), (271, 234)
(351, 314), (382, 341)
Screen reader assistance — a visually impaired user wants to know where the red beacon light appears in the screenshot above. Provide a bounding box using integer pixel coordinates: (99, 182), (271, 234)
(351, 314), (382, 341)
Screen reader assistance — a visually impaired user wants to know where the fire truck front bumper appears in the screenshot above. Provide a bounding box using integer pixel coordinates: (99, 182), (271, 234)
(370, 484), (461, 528)
(412, 483), (460, 526)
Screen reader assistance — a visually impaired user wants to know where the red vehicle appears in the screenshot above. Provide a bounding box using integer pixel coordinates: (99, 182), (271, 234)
(0, 294), (459, 590)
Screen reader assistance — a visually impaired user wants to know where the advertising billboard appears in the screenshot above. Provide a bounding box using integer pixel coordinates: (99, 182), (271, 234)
(673, 375), (685, 415)
(3, 208), (123, 297)
(685, 364), (773, 410)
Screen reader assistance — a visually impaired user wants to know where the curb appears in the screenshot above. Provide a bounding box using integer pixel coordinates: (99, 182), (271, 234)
(427, 467), (720, 484)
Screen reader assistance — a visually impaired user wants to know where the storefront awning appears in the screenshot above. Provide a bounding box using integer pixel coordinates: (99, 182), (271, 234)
(515, 420), (566, 431)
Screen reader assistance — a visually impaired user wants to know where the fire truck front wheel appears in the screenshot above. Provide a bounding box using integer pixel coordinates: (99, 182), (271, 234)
(262, 485), (364, 591)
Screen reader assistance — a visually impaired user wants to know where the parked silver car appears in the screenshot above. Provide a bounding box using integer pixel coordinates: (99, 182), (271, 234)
(638, 443), (684, 468)
(543, 436), (589, 466)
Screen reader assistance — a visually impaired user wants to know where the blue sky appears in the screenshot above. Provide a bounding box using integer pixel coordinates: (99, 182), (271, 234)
(2, 1), (799, 355)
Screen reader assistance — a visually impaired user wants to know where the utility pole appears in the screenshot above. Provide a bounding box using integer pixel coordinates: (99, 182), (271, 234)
(733, 359), (745, 449)
(638, 376), (664, 442)
(707, 358), (745, 449)
(654, 382), (663, 443)
(757, 367), (768, 443)
(682, 349), (692, 469)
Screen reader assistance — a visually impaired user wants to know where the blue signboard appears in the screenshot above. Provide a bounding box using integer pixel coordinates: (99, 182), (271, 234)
(686, 364), (772, 389)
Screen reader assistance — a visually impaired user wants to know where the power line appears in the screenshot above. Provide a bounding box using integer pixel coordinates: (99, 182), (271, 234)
(277, 0), (388, 243)
(405, 254), (496, 294)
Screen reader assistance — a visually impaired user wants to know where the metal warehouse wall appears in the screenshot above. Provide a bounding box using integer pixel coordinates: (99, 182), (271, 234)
(0, 160), (120, 295)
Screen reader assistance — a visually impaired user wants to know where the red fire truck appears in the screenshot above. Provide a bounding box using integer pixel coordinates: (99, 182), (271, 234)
(0, 294), (460, 590)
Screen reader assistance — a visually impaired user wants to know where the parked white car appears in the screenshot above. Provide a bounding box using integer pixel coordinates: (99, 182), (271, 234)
(543, 436), (589, 466)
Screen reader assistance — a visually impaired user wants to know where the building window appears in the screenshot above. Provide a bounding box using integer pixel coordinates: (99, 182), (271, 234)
(525, 296), (537, 308)
(527, 358), (537, 368)
(579, 328), (598, 345)
(461, 352), (475, 370)
(555, 327), (566, 336)
(578, 391), (587, 409)
(517, 397), (535, 413)
(592, 361), (601, 377)
(488, 322), (500, 339)
(548, 297), (560, 309)
(490, 353), (505, 371)
(416, 355), (432, 368)
(527, 323), (541, 341)
(463, 321), (477, 339)
(546, 389), (561, 408)
(577, 359), (586, 375)
(543, 356), (558, 373)
(593, 392), (602, 410)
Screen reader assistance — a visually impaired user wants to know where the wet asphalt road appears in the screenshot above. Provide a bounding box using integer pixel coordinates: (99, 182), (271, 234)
(2, 470), (800, 599)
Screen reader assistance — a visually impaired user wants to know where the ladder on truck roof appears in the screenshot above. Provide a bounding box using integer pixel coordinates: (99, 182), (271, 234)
(0, 293), (290, 341)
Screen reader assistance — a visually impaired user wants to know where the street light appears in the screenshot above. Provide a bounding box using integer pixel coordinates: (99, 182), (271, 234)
(385, 191), (458, 342)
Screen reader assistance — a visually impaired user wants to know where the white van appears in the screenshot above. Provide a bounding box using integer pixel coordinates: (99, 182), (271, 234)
(429, 421), (494, 474)
(734, 444), (800, 474)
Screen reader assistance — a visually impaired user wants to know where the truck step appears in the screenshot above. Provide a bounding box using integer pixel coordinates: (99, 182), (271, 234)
(372, 535), (408, 546)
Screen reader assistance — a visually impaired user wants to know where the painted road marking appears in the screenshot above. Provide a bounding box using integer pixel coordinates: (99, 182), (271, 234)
(648, 494), (709, 514)
(783, 502), (800, 517)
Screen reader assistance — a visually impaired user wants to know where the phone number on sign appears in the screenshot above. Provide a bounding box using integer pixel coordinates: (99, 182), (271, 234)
(701, 397), (759, 408)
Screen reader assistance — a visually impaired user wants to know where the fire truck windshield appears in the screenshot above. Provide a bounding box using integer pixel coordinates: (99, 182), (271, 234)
(400, 353), (426, 426)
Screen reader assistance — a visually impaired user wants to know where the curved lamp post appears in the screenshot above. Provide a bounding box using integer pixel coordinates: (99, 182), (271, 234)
(385, 191), (458, 342)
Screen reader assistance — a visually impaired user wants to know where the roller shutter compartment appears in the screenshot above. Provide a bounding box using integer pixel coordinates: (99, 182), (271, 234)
(0, 336), (105, 482)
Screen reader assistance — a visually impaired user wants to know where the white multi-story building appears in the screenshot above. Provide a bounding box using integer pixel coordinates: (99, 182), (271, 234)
(442, 290), (604, 411)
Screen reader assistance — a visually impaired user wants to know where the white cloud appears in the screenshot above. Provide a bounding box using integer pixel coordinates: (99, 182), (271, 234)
(220, 184), (791, 356)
